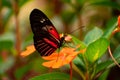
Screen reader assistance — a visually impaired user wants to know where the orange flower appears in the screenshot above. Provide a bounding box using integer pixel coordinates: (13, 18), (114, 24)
(20, 45), (36, 57)
(20, 34), (86, 69)
(42, 47), (85, 68)
(118, 15), (120, 28)
(112, 16), (120, 35)
(20, 34), (72, 57)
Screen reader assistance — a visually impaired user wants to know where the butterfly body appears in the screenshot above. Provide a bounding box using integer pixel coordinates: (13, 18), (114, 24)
(30, 9), (64, 56)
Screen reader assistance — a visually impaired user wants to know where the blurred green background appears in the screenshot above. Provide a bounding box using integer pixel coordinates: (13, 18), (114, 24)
(0, 0), (120, 80)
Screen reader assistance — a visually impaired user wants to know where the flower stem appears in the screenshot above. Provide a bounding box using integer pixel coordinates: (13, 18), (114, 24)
(70, 62), (73, 80)
(12, 0), (21, 55)
(108, 46), (120, 68)
(72, 63), (85, 80)
(49, 67), (53, 73)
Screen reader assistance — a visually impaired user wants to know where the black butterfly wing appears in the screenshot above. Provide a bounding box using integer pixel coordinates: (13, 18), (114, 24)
(30, 9), (62, 56)
(33, 35), (57, 56)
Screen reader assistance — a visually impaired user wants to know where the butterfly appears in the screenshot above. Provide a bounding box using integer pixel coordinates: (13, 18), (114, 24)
(30, 9), (65, 56)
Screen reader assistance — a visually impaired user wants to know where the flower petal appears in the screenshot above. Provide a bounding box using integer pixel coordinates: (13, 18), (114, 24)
(42, 47), (81, 68)
(42, 54), (65, 68)
(42, 52), (63, 60)
(52, 59), (64, 68)
(20, 45), (36, 57)
(118, 15), (120, 28)
(42, 60), (55, 68)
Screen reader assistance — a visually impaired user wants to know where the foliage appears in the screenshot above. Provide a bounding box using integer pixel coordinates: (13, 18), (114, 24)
(0, 0), (120, 80)
(30, 72), (77, 80)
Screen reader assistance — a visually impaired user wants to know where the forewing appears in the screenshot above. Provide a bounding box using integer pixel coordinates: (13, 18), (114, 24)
(30, 9), (60, 39)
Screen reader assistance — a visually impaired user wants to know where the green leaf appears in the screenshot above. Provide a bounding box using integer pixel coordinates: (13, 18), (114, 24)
(0, 33), (14, 51)
(96, 45), (120, 73)
(113, 45), (120, 59)
(90, 1), (120, 10)
(72, 35), (86, 49)
(30, 72), (77, 80)
(15, 63), (32, 80)
(96, 60), (113, 73)
(84, 27), (103, 45)
(2, 0), (12, 8)
(61, 11), (76, 24)
(102, 17), (117, 39)
(19, 0), (30, 7)
(98, 70), (109, 80)
(73, 56), (86, 72)
(76, 0), (85, 5)
(85, 38), (109, 63)
(0, 57), (14, 74)
(3, 9), (13, 26)
(61, 0), (71, 3)
(0, 41), (13, 51)
(71, 35), (86, 71)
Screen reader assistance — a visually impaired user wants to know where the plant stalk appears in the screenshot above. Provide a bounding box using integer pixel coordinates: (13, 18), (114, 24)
(70, 62), (73, 80)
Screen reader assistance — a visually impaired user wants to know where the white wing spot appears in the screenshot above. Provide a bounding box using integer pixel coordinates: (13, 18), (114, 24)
(40, 18), (46, 23)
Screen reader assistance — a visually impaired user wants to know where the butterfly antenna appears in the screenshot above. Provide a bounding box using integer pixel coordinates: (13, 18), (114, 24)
(68, 26), (85, 34)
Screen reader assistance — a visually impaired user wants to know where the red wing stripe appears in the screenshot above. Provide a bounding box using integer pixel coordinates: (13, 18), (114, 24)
(37, 43), (48, 50)
(37, 40), (43, 43)
(47, 48), (56, 56)
(37, 43), (45, 47)
(44, 38), (58, 48)
(40, 45), (50, 54)
(49, 33), (60, 44)
(44, 48), (52, 56)
(44, 48), (55, 56)
(34, 36), (58, 56)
